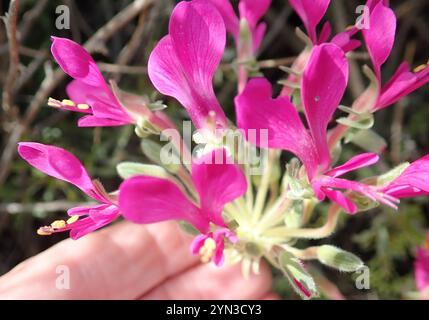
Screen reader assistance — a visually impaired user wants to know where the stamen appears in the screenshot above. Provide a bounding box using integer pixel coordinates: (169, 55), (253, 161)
(414, 64), (427, 73)
(199, 238), (216, 263)
(77, 104), (90, 110)
(51, 220), (66, 229)
(37, 227), (53, 236)
(62, 99), (76, 107)
(48, 97), (62, 108)
(67, 215), (79, 224)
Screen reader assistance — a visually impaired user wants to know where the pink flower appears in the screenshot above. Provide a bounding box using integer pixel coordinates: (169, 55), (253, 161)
(236, 44), (397, 213)
(208, 0), (271, 53)
(289, 0), (331, 44)
(118, 148), (247, 266)
(49, 37), (135, 127)
(383, 155), (429, 199)
(148, 0), (228, 130)
(362, 1), (429, 111)
(414, 235), (429, 294)
(17, 142), (120, 239)
(279, 1), (360, 97)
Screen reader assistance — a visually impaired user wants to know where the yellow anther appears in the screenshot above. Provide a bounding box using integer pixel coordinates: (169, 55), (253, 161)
(199, 238), (216, 263)
(345, 25), (355, 31)
(48, 97), (62, 108)
(62, 99), (76, 107)
(50, 220), (66, 229)
(414, 64), (427, 73)
(37, 227), (52, 236)
(67, 215), (79, 224)
(77, 103), (90, 110)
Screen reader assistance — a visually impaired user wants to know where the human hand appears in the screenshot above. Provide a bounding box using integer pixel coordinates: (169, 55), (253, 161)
(0, 221), (276, 300)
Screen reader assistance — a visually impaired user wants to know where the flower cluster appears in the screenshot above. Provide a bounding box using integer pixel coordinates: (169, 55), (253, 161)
(19, 0), (429, 299)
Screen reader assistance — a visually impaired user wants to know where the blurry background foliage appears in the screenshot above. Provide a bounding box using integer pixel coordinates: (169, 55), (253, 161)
(0, 0), (428, 299)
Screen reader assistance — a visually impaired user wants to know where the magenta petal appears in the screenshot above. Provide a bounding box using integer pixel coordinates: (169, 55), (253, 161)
(323, 188), (358, 214)
(191, 234), (209, 255)
(78, 115), (130, 127)
(169, 0), (226, 91)
(326, 153), (379, 178)
(18, 142), (97, 196)
(415, 247), (429, 293)
(213, 240), (226, 266)
(319, 176), (398, 209)
(119, 176), (209, 233)
(235, 78), (319, 178)
(238, 0), (271, 30)
(301, 43), (349, 171)
(86, 95), (131, 122)
(331, 27), (361, 53)
(51, 37), (106, 88)
(69, 219), (102, 240)
(384, 155), (429, 198)
(289, 0), (331, 43)
(207, 0), (239, 38)
(66, 80), (104, 105)
(318, 22), (332, 44)
(366, 0), (390, 12)
(192, 149), (247, 227)
(148, 5), (227, 130)
(66, 205), (119, 239)
(67, 204), (108, 216)
(378, 63), (429, 110)
(362, 2), (396, 77)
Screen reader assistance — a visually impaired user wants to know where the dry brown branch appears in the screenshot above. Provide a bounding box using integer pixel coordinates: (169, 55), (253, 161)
(0, 0), (155, 185)
(98, 62), (148, 75)
(18, 0), (49, 42)
(1, 0), (20, 114)
(113, 8), (151, 82)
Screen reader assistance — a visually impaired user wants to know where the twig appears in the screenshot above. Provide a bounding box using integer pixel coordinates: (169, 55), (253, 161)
(98, 62), (148, 74)
(220, 56), (296, 71)
(0, 44), (45, 58)
(0, 201), (96, 215)
(1, 0), (20, 114)
(15, 52), (48, 94)
(113, 8), (151, 82)
(0, 0), (155, 186)
(18, 0), (48, 42)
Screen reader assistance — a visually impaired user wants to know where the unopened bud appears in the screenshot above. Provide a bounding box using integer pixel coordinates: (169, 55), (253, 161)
(117, 162), (169, 180)
(317, 245), (364, 272)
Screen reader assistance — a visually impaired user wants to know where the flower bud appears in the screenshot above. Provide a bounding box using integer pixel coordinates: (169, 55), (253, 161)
(117, 162), (169, 180)
(317, 245), (364, 272)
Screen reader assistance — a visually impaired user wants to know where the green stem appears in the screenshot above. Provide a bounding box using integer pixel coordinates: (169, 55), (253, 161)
(252, 150), (275, 223)
(263, 205), (342, 240)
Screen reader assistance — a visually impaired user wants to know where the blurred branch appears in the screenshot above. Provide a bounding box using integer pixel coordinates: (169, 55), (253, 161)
(0, 0), (155, 186)
(0, 201), (95, 215)
(390, 101), (405, 165)
(99, 63), (148, 75)
(18, 0), (48, 42)
(113, 7), (151, 82)
(1, 0), (20, 115)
